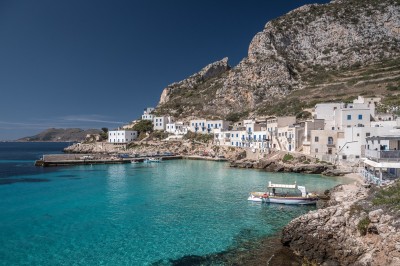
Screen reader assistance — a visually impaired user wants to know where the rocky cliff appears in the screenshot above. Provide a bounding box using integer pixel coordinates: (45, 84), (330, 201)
(156, 0), (400, 119)
(282, 182), (400, 265)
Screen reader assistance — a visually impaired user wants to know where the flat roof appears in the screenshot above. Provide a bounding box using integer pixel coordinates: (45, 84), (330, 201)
(367, 136), (400, 141)
(363, 159), (400, 168)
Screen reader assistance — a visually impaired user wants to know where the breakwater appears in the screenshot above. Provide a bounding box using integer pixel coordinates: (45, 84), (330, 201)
(34, 153), (229, 167)
(35, 154), (183, 167)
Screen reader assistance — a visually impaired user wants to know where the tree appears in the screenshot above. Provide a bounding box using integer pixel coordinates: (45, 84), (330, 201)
(100, 127), (109, 140)
(133, 120), (153, 133)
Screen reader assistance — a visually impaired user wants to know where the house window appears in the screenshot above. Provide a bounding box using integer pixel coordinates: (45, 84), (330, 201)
(347, 115), (351, 120)
(342, 155), (347, 160)
(366, 133), (370, 137)
(357, 133), (360, 137)
(315, 148), (318, 153)
(315, 136), (319, 142)
(236, 134), (238, 137)
(328, 148), (332, 154)
(358, 114), (362, 120)
(328, 137), (333, 145)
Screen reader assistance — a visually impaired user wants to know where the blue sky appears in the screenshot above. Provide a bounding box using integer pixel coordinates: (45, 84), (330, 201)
(0, 0), (329, 140)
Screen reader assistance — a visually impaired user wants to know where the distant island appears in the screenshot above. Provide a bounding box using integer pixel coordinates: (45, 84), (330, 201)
(17, 128), (101, 142)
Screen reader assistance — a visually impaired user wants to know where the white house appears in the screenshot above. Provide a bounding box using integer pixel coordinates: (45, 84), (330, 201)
(166, 122), (188, 135)
(153, 116), (174, 131)
(362, 135), (400, 183)
(142, 107), (155, 121)
(108, 130), (138, 143)
(205, 120), (230, 134)
(334, 103), (371, 129)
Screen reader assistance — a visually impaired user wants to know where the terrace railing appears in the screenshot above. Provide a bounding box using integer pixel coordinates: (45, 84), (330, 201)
(365, 149), (400, 162)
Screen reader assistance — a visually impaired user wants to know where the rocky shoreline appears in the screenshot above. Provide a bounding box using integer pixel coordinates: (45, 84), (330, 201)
(64, 142), (342, 176)
(282, 182), (400, 265)
(229, 151), (342, 176)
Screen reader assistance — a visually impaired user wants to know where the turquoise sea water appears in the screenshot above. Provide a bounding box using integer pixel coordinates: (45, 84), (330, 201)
(0, 143), (349, 265)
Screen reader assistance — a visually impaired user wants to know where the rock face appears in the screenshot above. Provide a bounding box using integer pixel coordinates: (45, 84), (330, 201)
(229, 151), (332, 174)
(156, 0), (400, 118)
(159, 58), (230, 105)
(281, 183), (400, 265)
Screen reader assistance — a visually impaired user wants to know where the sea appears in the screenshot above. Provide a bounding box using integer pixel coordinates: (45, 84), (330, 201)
(0, 142), (349, 265)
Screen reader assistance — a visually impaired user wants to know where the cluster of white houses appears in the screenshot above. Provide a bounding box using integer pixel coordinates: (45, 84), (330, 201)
(108, 96), (400, 182)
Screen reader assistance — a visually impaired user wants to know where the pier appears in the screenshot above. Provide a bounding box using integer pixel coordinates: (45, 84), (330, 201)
(35, 154), (183, 167)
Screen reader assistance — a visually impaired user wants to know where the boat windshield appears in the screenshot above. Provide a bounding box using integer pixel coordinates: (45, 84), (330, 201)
(268, 187), (302, 197)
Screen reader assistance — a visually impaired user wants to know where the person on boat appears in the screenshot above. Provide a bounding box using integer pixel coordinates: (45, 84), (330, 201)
(272, 187), (276, 196)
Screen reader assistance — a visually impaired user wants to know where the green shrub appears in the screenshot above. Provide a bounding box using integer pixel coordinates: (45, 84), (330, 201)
(357, 217), (370, 236)
(133, 120), (153, 133)
(387, 83), (400, 91)
(225, 111), (249, 122)
(183, 132), (214, 143)
(283, 153), (294, 162)
(372, 182), (400, 209)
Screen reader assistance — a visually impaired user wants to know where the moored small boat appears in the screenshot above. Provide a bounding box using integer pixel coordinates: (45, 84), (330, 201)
(248, 181), (318, 205)
(144, 158), (162, 163)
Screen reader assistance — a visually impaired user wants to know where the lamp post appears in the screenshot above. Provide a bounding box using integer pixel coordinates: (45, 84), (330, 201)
(335, 140), (358, 165)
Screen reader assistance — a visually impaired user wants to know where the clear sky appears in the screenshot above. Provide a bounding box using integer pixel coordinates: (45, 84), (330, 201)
(0, 0), (330, 140)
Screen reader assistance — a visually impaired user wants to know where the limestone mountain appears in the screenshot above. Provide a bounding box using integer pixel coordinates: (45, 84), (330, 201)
(156, 0), (400, 119)
(17, 128), (102, 142)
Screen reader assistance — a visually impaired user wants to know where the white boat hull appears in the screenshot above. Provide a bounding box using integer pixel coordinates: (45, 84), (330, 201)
(247, 193), (318, 205)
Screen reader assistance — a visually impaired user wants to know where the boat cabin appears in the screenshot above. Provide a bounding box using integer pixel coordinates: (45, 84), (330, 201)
(267, 181), (307, 197)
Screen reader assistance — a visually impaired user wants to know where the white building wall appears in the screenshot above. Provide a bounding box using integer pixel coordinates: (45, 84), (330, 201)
(142, 107), (155, 121)
(189, 119), (207, 133)
(205, 120), (230, 134)
(153, 116), (174, 131)
(315, 103), (341, 121)
(337, 105), (371, 129)
(166, 122), (188, 135)
(108, 130), (138, 143)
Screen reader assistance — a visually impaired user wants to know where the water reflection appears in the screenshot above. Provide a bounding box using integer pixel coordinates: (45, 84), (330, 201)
(106, 164), (128, 207)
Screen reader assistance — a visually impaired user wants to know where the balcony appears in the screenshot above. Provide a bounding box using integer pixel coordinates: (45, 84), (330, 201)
(365, 149), (400, 162)
(327, 141), (335, 147)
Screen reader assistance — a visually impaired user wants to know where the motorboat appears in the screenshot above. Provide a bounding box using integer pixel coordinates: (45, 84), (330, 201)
(144, 158), (162, 163)
(248, 181), (318, 205)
